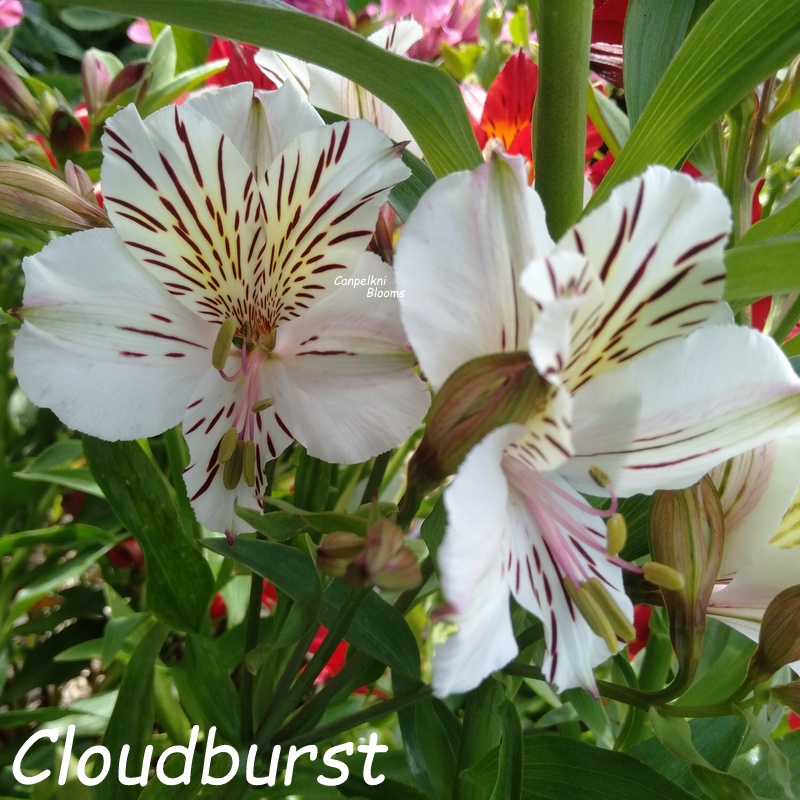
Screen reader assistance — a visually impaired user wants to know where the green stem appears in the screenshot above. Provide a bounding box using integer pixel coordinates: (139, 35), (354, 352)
(723, 95), (757, 243)
(163, 426), (200, 539)
(770, 292), (800, 344)
(240, 572), (265, 742)
(276, 684), (433, 751)
(534, 0), (593, 239)
(255, 588), (369, 755)
(360, 450), (391, 505)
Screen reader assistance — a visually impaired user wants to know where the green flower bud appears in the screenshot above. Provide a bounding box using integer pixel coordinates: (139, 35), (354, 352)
(0, 63), (40, 122)
(747, 586), (800, 685)
(0, 162), (108, 232)
(770, 681), (800, 715)
(317, 531), (365, 578)
(49, 108), (89, 159)
(649, 475), (725, 676)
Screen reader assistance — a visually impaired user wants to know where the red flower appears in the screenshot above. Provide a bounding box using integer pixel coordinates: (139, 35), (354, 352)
(590, 0), (628, 86)
(627, 604), (652, 658)
(789, 711), (800, 730)
(206, 39), (277, 91)
(107, 537), (144, 572)
(209, 592), (227, 620)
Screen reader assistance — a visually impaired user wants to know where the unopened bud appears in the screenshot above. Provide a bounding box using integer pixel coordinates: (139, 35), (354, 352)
(0, 161), (108, 232)
(81, 50), (111, 115)
(747, 586), (800, 684)
(649, 476), (724, 674)
(369, 546), (421, 591)
(363, 517), (405, 575)
(318, 531), (365, 578)
(406, 351), (550, 502)
(49, 108), (89, 159)
(107, 60), (149, 102)
(0, 63), (42, 123)
(64, 160), (96, 200)
(771, 682), (800, 715)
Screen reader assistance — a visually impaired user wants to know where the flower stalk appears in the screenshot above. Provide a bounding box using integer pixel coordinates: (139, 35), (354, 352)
(534, 0), (593, 238)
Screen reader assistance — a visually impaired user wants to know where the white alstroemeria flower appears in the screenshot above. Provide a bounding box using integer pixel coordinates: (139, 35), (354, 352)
(14, 82), (429, 537)
(254, 21), (423, 156)
(708, 437), (800, 652)
(394, 156), (800, 696)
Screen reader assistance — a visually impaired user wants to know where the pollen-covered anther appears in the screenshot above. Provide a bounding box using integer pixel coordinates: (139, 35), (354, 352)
(606, 513), (627, 557)
(222, 439), (245, 490)
(589, 465), (612, 489)
(643, 561), (686, 591)
(217, 426), (239, 464)
(212, 317), (238, 370)
(242, 440), (256, 488)
(251, 398), (274, 414)
(582, 577), (636, 642)
(563, 577), (619, 654)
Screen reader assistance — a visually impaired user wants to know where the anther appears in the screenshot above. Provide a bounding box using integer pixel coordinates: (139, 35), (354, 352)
(582, 578), (636, 642)
(606, 513), (627, 557)
(563, 578), (619, 654)
(223, 440), (245, 490)
(213, 317), (237, 370)
(217, 427), (239, 464)
(589, 466), (611, 489)
(242, 440), (256, 487)
(643, 561), (685, 591)
(251, 398), (274, 414)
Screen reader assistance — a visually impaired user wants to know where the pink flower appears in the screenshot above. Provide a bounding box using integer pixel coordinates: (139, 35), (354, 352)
(285, 0), (351, 25)
(380, 0), (481, 60)
(126, 17), (152, 44)
(0, 0), (22, 29)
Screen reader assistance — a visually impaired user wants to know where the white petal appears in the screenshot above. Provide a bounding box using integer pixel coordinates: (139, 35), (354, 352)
(16, 228), (213, 440)
(433, 424), (526, 696)
(253, 50), (312, 96)
(257, 118), (409, 326)
(520, 251), (603, 382)
(710, 436), (800, 577)
(181, 361), (292, 536)
(558, 166), (731, 390)
(367, 19), (424, 53)
(269, 254), (429, 464)
(563, 325), (800, 496)
(503, 459), (630, 691)
(102, 100), (264, 326)
(395, 155), (553, 391)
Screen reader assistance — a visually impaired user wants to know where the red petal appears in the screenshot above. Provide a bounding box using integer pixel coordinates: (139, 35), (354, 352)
(480, 52), (538, 152)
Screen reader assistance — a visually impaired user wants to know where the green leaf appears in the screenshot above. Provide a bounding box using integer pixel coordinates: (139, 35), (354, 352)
(467, 734), (697, 800)
(724, 235), (800, 302)
(49, 0), (482, 178)
(14, 439), (103, 497)
(739, 195), (800, 245)
(0, 523), (117, 557)
(623, 0), (697, 127)
(180, 633), (241, 745)
(294, 447), (333, 511)
(101, 613), (150, 667)
(83, 437), (215, 633)
(420, 496), (446, 574)
(202, 536), (421, 677)
(147, 25), (178, 91)
(95, 621), (168, 800)
(489, 699), (523, 800)
(729, 730), (800, 798)
(149, 22), (209, 73)
(590, 0), (800, 208)
(57, 7), (130, 30)
(137, 59), (228, 117)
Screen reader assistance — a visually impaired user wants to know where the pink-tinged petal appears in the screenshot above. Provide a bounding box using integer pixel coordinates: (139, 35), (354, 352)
(101, 98), (264, 326)
(395, 155), (553, 391)
(562, 325), (800, 496)
(520, 251), (603, 383)
(126, 17), (151, 43)
(503, 460), (631, 691)
(15, 229), (214, 440)
(0, 0), (22, 28)
(181, 362), (292, 535)
(710, 437), (800, 577)
(256, 118), (409, 326)
(434, 424), (525, 695)
(558, 166), (731, 391)
(269, 254), (429, 464)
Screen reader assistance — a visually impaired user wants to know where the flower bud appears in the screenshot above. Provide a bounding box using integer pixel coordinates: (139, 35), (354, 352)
(64, 160), (97, 201)
(0, 161), (109, 232)
(771, 682), (800, 715)
(317, 531), (365, 578)
(404, 352), (550, 513)
(747, 586), (800, 685)
(649, 475), (724, 674)
(49, 107), (89, 159)
(107, 60), (149, 102)
(81, 50), (111, 115)
(0, 63), (40, 122)
(338, 518), (421, 592)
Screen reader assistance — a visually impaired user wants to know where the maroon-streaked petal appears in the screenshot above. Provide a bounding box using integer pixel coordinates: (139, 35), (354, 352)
(557, 165), (731, 391)
(563, 325), (800, 497)
(255, 118), (409, 328)
(102, 99), (263, 327)
(16, 228), (213, 440)
(181, 361), (292, 535)
(269, 254), (429, 464)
